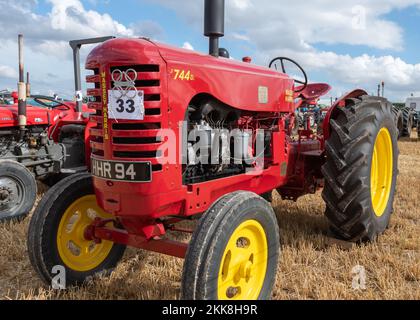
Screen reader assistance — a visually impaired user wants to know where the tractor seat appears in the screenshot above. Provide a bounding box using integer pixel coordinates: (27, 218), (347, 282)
(296, 83), (332, 100)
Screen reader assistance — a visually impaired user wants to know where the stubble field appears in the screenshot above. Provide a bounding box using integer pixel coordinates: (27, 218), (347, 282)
(0, 133), (419, 300)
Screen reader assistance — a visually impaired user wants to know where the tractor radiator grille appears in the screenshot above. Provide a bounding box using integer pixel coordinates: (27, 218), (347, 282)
(86, 65), (163, 172)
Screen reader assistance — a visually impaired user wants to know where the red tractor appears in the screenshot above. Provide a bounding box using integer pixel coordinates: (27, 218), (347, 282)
(0, 36), (112, 221)
(28, 0), (398, 300)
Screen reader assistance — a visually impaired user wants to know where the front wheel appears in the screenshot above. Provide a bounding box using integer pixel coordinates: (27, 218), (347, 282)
(181, 191), (280, 300)
(0, 160), (36, 222)
(322, 96), (399, 242)
(27, 173), (125, 287)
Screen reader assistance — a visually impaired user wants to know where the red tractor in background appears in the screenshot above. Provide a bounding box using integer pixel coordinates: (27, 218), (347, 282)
(28, 0), (398, 300)
(0, 36), (112, 221)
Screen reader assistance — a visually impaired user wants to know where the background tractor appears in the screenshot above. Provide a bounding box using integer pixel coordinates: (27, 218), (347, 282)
(0, 36), (111, 221)
(392, 97), (418, 138)
(392, 106), (404, 139)
(404, 96), (420, 138)
(28, 0), (399, 300)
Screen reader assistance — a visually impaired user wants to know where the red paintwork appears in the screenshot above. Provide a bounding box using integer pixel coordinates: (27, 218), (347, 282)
(86, 38), (293, 220)
(297, 83), (331, 100)
(83, 38), (366, 257)
(295, 83), (331, 109)
(0, 100), (93, 141)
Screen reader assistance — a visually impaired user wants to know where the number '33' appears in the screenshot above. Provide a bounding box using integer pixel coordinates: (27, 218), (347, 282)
(116, 99), (135, 113)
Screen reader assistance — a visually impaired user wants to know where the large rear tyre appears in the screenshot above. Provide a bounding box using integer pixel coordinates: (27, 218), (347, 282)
(181, 191), (280, 300)
(0, 160), (36, 222)
(392, 106), (403, 139)
(27, 173), (125, 287)
(401, 107), (413, 137)
(322, 96), (398, 242)
(417, 119), (420, 139)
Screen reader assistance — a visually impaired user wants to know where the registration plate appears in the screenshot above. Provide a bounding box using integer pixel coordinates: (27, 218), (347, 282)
(91, 158), (152, 183)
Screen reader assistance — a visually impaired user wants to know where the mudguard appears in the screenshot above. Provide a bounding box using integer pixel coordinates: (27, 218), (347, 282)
(323, 89), (368, 139)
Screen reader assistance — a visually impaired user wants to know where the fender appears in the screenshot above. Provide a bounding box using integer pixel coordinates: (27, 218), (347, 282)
(323, 89), (368, 140)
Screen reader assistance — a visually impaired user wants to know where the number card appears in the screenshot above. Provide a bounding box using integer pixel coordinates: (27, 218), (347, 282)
(108, 90), (145, 120)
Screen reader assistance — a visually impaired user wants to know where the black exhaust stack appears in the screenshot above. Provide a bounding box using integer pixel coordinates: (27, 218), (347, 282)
(204, 0), (225, 57)
(17, 34), (27, 133)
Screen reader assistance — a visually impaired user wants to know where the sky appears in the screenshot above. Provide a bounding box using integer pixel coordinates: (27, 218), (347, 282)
(1, 0), (420, 102)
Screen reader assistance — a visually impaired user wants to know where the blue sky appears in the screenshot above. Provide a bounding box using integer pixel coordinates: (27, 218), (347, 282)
(1, 0), (420, 102)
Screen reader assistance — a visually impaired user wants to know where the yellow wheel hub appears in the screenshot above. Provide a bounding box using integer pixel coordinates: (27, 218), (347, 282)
(57, 195), (114, 272)
(371, 128), (393, 217)
(218, 220), (268, 300)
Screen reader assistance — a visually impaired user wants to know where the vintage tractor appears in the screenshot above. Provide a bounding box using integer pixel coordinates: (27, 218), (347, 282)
(405, 96), (420, 138)
(28, 0), (398, 300)
(0, 36), (112, 221)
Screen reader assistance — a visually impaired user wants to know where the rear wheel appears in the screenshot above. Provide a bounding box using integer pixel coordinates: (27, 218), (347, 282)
(322, 96), (398, 242)
(401, 107), (413, 137)
(27, 173), (125, 286)
(392, 106), (403, 139)
(418, 119), (420, 139)
(0, 160), (36, 222)
(181, 191), (280, 300)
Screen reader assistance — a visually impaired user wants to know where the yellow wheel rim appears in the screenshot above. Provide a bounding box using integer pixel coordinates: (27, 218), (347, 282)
(218, 220), (268, 300)
(57, 195), (114, 272)
(371, 128), (393, 217)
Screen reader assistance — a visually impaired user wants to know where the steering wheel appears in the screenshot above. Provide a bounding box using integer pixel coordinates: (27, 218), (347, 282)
(32, 96), (70, 110)
(269, 57), (308, 93)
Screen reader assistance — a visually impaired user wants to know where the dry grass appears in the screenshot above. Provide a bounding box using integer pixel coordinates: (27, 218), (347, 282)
(0, 134), (419, 300)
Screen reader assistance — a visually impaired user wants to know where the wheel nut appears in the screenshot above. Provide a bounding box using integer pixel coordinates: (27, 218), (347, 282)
(0, 190), (8, 201)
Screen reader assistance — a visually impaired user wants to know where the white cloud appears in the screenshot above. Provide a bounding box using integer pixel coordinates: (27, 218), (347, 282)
(231, 0), (253, 10)
(0, 66), (17, 79)
(0, 0), (163, 97)
(231, 33), (250, 42)
(152, 0), (420, 100)
(182, 42), (194, 51)
(1, 0), (420, 101)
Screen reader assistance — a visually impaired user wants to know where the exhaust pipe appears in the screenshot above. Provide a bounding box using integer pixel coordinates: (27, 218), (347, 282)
(69, 36), (115, 112)
(204, 0), (225, 57)
(26, 72), (31, 98)
(17, 34), (27, 132)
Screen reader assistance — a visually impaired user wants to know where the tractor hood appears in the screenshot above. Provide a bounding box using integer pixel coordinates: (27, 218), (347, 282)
(86, 38), (294, 113)
(0, 104), (50, 127)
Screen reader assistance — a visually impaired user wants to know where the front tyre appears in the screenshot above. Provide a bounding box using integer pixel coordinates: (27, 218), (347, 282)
(322, 96), (399, 242)
(0, 160), (36, 222)
(27, 173), (125, 287)
(181, 191), (280, 300)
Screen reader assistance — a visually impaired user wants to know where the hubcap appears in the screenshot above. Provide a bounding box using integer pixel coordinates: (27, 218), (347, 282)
(371, 128), (394, 217)
(0, 177), (22, 212)
(57, 195), (114, 272)
(218, 220), (268, 300)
